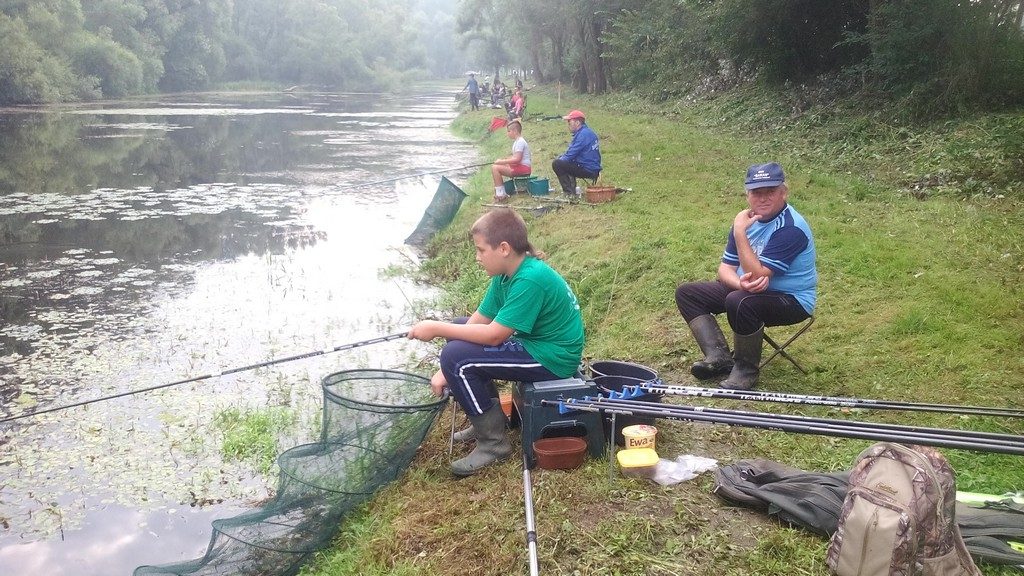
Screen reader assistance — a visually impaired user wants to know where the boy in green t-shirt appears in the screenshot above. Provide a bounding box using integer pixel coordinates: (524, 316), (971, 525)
(407, 208), (584, 476)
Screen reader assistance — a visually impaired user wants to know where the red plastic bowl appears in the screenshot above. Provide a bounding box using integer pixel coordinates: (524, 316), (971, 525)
(533, 436), (588, 470)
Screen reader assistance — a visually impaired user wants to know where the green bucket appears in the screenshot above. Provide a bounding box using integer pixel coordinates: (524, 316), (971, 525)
(504, 175), (537, 195)
(527, 178), (550, 196)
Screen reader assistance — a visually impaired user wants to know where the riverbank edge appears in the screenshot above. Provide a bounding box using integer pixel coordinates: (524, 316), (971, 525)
(298, 87), (1023, 576)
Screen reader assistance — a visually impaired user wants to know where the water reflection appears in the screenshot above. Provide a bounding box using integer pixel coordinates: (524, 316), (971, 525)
(0, 93), (466, 196)
(0, 503), (243, 574)
(0, 88), (476, 575)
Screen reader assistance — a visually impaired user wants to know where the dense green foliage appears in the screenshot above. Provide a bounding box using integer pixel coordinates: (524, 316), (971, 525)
(0, 0), (465, 104)
(6, 0), (1023, 115)
(599, 0), (1024, 115)
(460, 0), (1024, 115)
(458, 0), (624, 92)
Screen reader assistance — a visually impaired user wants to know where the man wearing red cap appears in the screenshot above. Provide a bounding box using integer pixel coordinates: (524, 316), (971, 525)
(551, 110), (601, 197)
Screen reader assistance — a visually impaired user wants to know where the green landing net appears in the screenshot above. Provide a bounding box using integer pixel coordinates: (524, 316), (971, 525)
(134, 369), (446, 576)
(404, 176), (468, 246)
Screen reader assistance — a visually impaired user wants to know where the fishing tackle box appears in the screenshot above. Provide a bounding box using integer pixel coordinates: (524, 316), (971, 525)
(514, 377), (606, 469)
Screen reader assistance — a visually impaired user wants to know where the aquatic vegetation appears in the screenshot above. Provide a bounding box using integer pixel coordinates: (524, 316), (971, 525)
(214, 407), (296, 475)
(0, 91), (475, 573)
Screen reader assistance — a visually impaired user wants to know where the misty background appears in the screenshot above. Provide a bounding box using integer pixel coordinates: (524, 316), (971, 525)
(3, 1), (1023, 117)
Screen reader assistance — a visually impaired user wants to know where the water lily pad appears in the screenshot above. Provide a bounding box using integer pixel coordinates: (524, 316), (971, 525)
(27, 270), (62, 279)
(15, 393), (37, 408)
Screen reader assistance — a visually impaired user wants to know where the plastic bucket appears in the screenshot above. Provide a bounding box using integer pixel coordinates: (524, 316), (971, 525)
(499, 392), (514, 418)
(504, 175), (537, 195)
(589, 361), (660, 445)
(533, 436), (587, 470)
(621, 424), (657, 450)
(527, 178), (549, 196)
(590, 360), (657, 381)
(592, 374), (661, 446)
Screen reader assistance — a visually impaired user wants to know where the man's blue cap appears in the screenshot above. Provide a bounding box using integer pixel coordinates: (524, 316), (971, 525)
(744, 162), (785, 190)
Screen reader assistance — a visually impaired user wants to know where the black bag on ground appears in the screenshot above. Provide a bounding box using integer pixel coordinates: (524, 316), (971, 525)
(956, 501), (1024, 565)
(713, 454), (1024, 567)
(712, 458), (849, 537)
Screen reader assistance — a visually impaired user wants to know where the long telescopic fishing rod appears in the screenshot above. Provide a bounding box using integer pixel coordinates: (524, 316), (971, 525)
(633, 382), (1024, 419)
(573, 396), (1024, 447)
(0, 332), (409, 424)
(542, 398), (1024, 456)
(351, 163), (491, 191)
(523, 453), (540, 576)
(554, 397), (1024, 455)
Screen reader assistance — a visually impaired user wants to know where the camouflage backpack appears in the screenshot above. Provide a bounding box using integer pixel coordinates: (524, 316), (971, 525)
(826, 442), (982, 576)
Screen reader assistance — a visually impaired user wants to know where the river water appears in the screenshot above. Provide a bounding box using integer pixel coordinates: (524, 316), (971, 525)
(0, 88), (477, 575)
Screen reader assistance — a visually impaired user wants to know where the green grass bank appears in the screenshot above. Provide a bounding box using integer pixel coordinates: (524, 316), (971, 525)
(300, 88), (1024, 576)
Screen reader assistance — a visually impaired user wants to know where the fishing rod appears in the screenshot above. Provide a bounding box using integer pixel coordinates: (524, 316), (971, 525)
(542, 398), (1024, 456)
(584, 396), (1024, 450)
(632, 382), (1024, 419)
(570, 396), (1024, 447)
(554, 397), (1024, 455)
(523, 453), (541, 576)
(0, 332), (409, 424)
(581, 396), (1024, 450)
(350, 163), (491, 191)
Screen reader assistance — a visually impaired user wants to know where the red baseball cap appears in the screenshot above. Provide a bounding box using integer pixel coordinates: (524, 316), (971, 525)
(562, 109), (585, 121)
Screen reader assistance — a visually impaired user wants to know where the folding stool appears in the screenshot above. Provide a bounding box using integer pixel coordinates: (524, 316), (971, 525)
(760, 315), (815, 374)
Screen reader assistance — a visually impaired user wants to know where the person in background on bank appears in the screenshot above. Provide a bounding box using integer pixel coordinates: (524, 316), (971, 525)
(489, 119), (531, 203)
(490, 80), (505, 107)
(507, 88), (525, 120)
(551, 109), (601, 198)
(407, 209), (584, 477)
(674, 162), (816, 390)
(464, 73), (480, 111)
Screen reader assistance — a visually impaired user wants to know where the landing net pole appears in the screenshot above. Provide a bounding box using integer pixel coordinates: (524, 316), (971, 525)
(523, 454), (541, 576)
(1, 332), (409, 424)
(449, 400), (457, 457)
(353, 163), (490, 191)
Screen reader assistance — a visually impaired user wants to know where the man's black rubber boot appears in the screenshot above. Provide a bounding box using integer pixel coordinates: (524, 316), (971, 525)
(688, 314), (734, 379)
(720, 326), (764, 391)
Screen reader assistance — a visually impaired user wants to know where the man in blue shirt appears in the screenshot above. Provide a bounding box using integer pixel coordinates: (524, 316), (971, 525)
(464, 74), (480, 111)
(551, 109), (601, 197)
(674, 162), (817, 390)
